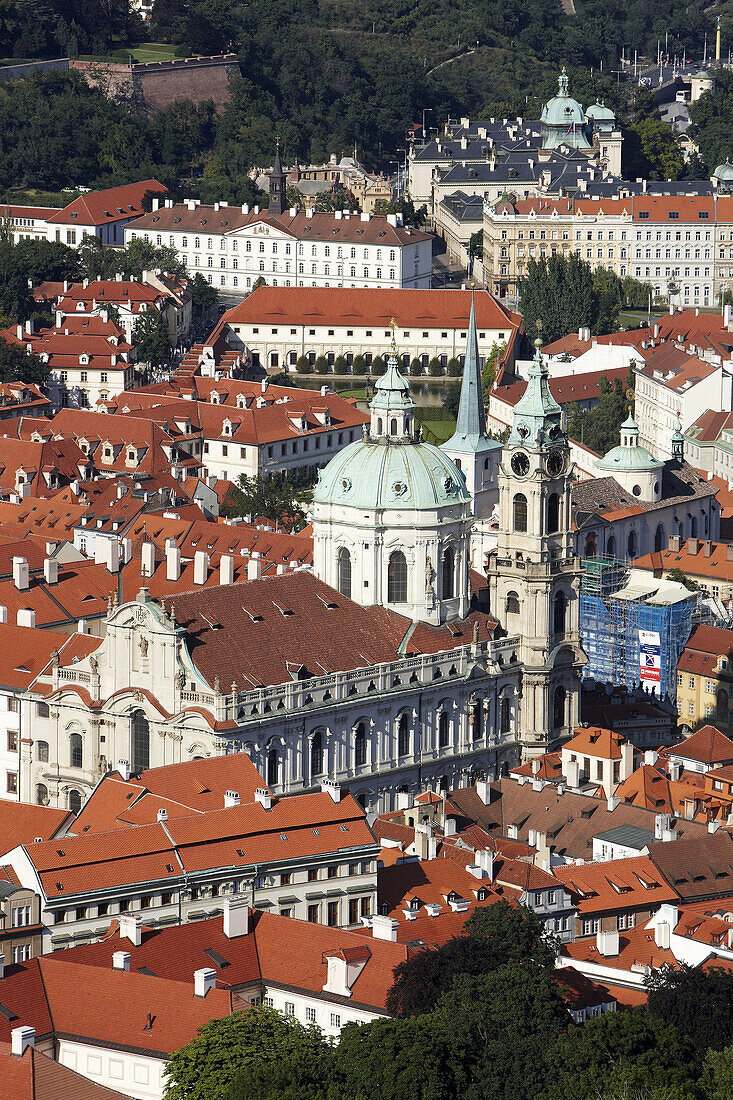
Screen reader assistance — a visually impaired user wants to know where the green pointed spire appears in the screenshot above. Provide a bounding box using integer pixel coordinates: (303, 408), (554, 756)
(443, 295), (501, 460)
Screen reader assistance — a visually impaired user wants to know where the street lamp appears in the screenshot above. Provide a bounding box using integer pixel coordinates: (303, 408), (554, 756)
(422, 108), (432, 141)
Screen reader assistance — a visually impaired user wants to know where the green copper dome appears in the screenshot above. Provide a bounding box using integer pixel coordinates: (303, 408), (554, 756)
(313, 437), (470, 511)
(586, 101), (615, 122)
(714, 159), (733, 182)
(541, 68), (591, 151)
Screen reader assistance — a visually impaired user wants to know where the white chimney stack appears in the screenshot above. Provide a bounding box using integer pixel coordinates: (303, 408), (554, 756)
(223, 895), (250, 939)
(655, 921), (671, 949)
(247, 557), (261, 581)
(113, 951), (130, 971)
(118, 914), (142, 947)
(320, 779), (341, 803)
(475, 779), (490, 806)
(193, 550), (209, 586)
(12, 557), (29, 591)
(596, 930), (619, 957)
(141, 541), (155, 578)
(224, 789), (240, 808)
(117, 760), (131, 781)
(255, 787), (272, 810)
(371, 915), (399, 941)
(43, 558), (58, 585)
(157, 807), (167, 822)
(11, 1026), (34, 1058)
(219, 554), (234, 586)
(17, 609), (35, 628)
(194, 967), (217, 998)
(107, 541), (121, 574)
(166, 545), (181, 582)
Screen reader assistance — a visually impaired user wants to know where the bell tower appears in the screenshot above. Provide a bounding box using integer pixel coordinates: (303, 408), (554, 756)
(486, 339), (585, 759)
(268, 140), (287, 218)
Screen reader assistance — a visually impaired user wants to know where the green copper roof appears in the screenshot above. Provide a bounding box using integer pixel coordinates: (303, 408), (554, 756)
(369, 356), (414, 412)
(595, 444), (663, 472)
(442, 294), (501, 457)
(541, 68), (591, 150)
(714, 160), (733, 181)
(586, 101), (615, 121)
(313, 436), (470, 511)
(508, 340), (565, 449)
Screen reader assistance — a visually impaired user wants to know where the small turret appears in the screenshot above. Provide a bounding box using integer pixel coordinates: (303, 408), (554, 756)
(671, 418), (684, 461)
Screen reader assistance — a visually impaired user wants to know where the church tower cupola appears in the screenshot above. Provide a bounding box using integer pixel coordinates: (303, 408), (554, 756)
(671, 418), (685, 461)
(369, 330), (415, 441)
(508, 338), (564, 451)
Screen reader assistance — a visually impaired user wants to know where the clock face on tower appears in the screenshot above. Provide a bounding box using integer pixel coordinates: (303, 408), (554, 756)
(510, 451), (530, 477)
(546, 449), (566, 477)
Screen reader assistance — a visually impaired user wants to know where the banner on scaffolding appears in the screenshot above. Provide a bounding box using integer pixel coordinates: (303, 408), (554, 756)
(639, 629), (661, 685)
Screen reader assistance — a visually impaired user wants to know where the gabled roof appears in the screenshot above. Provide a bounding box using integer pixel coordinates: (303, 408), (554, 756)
(647, 830), (733, 900)
(45, 180), (167, 227)
(668, 724), (733, 765)
(563, 726), (627, 761)
(0, 797), (72, 852)
(553, 855), (676, 913)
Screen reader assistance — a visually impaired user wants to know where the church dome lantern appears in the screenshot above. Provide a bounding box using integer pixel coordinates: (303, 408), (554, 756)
(541, 68), (591, 152)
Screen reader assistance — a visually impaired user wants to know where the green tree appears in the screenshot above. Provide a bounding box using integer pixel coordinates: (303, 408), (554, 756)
(702, 1046), (733, 1100)
(519, 254), (596, 344)
(132, 307), (171, 368)
(386, 935), (509, 1018)
(409, 357), (423, 376)
(482, 341), (505, 402)
(689, 69), (733, 175)
(464, 897), (557, 969)
(333, 355), (347, 374)
(352, 354), (367, 376)
(295, 355), (312, 374)
(623, 117), (684, 181)
(564, 370), (633, 454)
(372, 197), (428, 229)
(191, 273), (219, 314)
(0, 243), (34, 325)
(314, 355), (329, 373)
(335, 1014), (456, 1100)
(0, 336), (47, 385)
(592, 265), (622, 336)
(164, 1006), (326, 1100)
(222, 473), (306, 530)
(468, 229), (483, 258)
(428, 357), (442, 377)
(665, 568), (699, 591)
(371, 355), (386, 376)
(646, 964), (733, 1053)
(447, 357), (462, 377)
(546, 1008), (699, 1100)
(251, 276), (267, 292)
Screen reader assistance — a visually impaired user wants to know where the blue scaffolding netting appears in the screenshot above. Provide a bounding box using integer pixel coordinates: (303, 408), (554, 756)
(579, 558), (696, 700)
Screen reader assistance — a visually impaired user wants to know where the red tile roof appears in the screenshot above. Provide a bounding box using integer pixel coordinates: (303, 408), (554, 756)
(0, 799), (72, 853)
(563, 726), (627, 761)
(669, 723), (733, 764)
(493, 365), (629, 410)
(0, 1043), (130, 1100)
(553, 855), (676, 914)
(211, 286), (519, 335)
(45, 181), (167, 227)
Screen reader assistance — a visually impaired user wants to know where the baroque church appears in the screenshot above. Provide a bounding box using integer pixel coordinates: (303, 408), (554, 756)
(21, 306), (585, 814)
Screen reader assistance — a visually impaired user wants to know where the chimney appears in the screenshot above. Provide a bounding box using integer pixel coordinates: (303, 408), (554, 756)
(655, 921), (671, 949)
(157, 807), (167, 822)
(107, 541), (121, 575)
(247, 557), (261, 581)
(219, 554), (234, 586)
(194, 968), (216, 998)
(118, 914), (142, 947)
(166, 545), (181, 582)
(193, 550), (209, 585)
(43, 558), (58, 585)
(475, 848), (494, 878)
(117, 760), (130, 781)
(320, 779), (341, 803)
(607, 795), (620, 811)
(224, 789), (240, 808)
(12, 557), (29, 591)
(466, 862), (486, 879)
(113, 951), (130, 971)
(10, 1026), (34, 1058)
(475, 779), (491, 805)
(620, 741), (634, 783)
(371, 915), (399, 941)
(255, 787), (272, 810)
(596, 930), (619, 957)
(17, 609), (35, 628)
(669, 760), (682, 782)
(141, 541), (155, 578)
(122, 537), (132, 563)
(223, 895), (250, 939)
(443, 815), (457, 837)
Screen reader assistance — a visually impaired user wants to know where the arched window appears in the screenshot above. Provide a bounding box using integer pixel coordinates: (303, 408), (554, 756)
(654, 524), (665, 553)
(354, 723), (366, 767)
(471, 700), (482, 741)
(606, 535), (616, 558)
(553, 591), (567, 635)
(376, 418), (383, 434)
(584, 534), (597, 558)
(267, 748), (278, 786)
(398, 714), (410, 757)
(388, 551), (408, 603)
(36, 783), (48, 805)
(131, 710), (149, 773)
(513, 493), (528, 532)
(627, 530), (638, 558)
(311, 731), (323, 777)
(547, 492), (560, 534)
(691, 516), (698, 538)
(442, 546), (455, 599)
(70, 732), (82, 770)
(500, 697), (511, 734)
(68, 789), (82, 814)
(506, 591), (520, 615)
(37, 740), (49, 763)
(390, 418), (398, 435)
(439, 711), (449, 748)
(553, 686), (566, 729)
(337, 547), (351, 599)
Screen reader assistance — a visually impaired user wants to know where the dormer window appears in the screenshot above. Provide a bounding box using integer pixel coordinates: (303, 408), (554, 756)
(127, 447), (136, 463)
(223, 420), (232, 436)
(103, 445), (113, 462)
(210, 392), (220, 404)
(79, 354), (90, 366)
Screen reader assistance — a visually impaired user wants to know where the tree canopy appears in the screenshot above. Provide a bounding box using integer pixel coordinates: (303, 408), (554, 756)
(222, 473), (306, 530)
(565, 369), (634, 455)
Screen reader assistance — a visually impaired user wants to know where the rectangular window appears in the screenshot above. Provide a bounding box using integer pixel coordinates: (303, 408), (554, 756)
(308, 868), (318, 882)
(349, 898), (359, 925)
(360, 896), (371, 918)
(330, 1013), (341, 1028)
(327, 865), (338, 879)
(7, 731), (17, 752)
(285, 1002), (295, 1016)
(280, 872), (292, 886)
(308, 903), (319, 923)
(306, 1007), (316, 1022)
(6, 772), (17, 794)
(327, 901), (339, 926)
